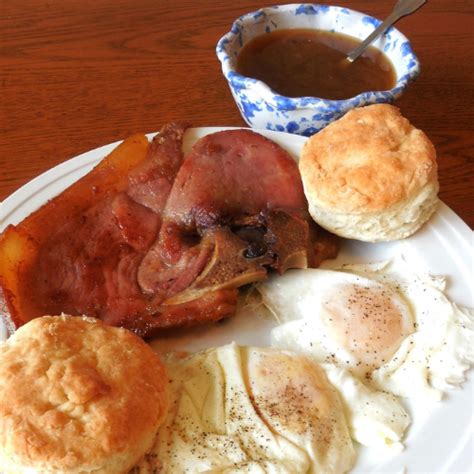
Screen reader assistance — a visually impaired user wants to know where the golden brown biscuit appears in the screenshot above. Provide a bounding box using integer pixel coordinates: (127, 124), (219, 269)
(299, 104), (439, 241)
(0, 315), (168, 474)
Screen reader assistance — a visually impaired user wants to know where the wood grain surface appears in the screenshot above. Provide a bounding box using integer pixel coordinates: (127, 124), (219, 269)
(1, 0), (473, 227)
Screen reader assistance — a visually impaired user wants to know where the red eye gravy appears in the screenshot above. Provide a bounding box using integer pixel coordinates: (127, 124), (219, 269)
(236, 29), (396, 100)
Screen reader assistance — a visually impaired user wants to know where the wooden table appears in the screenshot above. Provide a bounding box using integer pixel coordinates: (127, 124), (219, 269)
(1, 0), (473, 228)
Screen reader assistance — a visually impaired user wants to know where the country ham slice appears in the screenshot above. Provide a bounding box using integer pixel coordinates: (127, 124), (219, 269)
(0, 125), (338, 338)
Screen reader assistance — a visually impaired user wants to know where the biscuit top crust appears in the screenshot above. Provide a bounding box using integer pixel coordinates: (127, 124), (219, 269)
(0, 315), (168, 472)
(299, 104), (438, 213)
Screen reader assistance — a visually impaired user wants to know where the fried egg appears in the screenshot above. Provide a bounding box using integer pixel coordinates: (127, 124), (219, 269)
(134, 343), (355, 474)
(329, 258), (474, 398)
(258, 257), (474, 448)
(259, 267), (415, 380)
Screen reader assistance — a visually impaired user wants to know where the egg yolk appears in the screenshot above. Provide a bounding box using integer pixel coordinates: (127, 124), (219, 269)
(321, 283), (414, 372)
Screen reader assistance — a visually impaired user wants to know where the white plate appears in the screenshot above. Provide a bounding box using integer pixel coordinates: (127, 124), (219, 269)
(1, 128), (473, 473)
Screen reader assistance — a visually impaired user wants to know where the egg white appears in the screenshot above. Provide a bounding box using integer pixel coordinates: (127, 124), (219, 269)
(321, 363), (410, 451)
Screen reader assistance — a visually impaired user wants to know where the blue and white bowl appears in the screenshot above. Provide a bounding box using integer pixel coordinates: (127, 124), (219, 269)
(216, 4), (420, 136)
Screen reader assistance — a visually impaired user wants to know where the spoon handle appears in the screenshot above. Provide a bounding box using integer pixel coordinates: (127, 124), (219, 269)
(346, 0), (427, 63)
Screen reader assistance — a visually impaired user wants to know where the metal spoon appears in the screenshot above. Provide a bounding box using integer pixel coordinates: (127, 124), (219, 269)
(346, 0), (427, 63)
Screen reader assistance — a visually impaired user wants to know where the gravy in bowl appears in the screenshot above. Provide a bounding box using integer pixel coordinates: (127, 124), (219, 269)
(236, 29), (396, 100)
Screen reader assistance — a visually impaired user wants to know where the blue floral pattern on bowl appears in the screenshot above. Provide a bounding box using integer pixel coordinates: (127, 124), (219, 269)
(216, 4), (420, 136)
